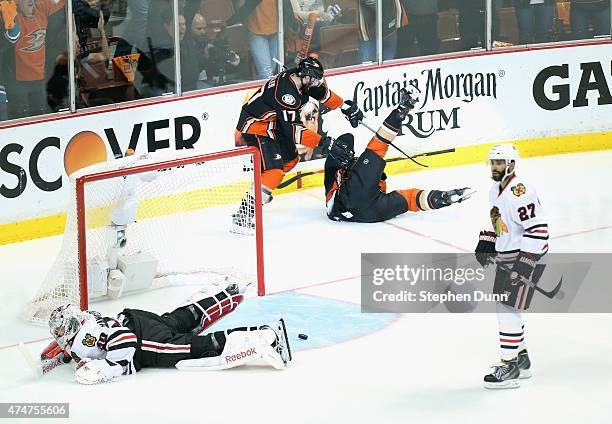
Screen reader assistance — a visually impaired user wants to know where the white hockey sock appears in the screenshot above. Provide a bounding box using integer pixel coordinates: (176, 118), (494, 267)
(496, 302), (525, 360)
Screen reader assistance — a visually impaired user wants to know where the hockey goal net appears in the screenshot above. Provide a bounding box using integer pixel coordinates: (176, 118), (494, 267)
(22, 147), (264, 324)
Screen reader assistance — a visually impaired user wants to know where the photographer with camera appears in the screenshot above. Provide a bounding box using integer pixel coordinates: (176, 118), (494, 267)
(181, 13), (241, 92)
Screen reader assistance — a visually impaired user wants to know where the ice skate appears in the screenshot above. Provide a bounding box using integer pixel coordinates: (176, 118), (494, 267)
(484, 358), (520, 389)
(517, 349), (532, 379)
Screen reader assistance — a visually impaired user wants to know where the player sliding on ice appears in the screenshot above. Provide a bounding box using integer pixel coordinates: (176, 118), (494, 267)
(323, 89), (472, 223)
(475, 144), (549, 389)
(43, 284), (291, 384)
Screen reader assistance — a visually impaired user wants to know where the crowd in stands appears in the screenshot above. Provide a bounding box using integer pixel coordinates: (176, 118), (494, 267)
(0, 0), (609, 122)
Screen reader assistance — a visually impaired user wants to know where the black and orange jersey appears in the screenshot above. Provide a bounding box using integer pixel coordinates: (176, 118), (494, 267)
(236, 68), (343, 148)
(324, 133), (390, 216)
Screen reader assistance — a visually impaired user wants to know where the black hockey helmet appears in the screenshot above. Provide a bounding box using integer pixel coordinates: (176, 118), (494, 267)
(297, 57), (324, 80)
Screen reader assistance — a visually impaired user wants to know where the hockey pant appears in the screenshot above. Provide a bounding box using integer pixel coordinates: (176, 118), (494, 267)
(121, 308), (229, 370)
(243, 134), (299, 191)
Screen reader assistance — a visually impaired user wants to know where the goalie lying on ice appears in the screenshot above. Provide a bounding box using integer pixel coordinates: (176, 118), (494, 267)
(323, 90), (472, 223)
(45, 284), (291, 384)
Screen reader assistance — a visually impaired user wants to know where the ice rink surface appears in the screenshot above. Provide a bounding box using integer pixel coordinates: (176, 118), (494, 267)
(1, 150), (611, 423)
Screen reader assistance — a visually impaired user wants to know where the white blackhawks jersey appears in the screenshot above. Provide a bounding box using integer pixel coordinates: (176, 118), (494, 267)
(68, 311), (137, 379)
(488, 175), (549, 255)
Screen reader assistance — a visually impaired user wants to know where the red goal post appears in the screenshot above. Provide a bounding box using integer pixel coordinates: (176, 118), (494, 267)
(23, 147), (265, 323)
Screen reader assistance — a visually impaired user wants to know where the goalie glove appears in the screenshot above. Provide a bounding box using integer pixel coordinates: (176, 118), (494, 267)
(340, 100), (363, 128)
(475, 230), (496, 267)
(74, 359), (118, 385)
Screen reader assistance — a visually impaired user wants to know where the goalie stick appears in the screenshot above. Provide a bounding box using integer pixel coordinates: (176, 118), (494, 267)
(277, 148), (456, 189)
(19, 340), (71, 377)
(487, 257), (565, 299)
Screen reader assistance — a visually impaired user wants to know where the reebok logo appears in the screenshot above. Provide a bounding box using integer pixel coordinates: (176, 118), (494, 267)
(225, 347), (257, 362)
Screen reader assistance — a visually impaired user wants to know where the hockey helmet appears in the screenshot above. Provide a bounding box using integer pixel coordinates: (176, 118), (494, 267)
(487, 144), (519, 179)
(49, 304), (83, 349)
(297, 57), (324, 81)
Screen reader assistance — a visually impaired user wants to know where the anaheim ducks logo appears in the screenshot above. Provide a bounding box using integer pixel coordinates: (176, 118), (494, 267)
(21, 29), (47, 52)
(490, 206), (508, 236)
(511, 183), (526, 197)
(82, 333), (97, 348)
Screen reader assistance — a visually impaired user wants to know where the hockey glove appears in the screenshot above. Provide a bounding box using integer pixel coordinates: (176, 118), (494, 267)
(475, 230), (496, 267)
(340, 100), (363, 128)
(321, 136), (354, 168)
(508, 252), (537, 286)
(395, 88), (418, 120)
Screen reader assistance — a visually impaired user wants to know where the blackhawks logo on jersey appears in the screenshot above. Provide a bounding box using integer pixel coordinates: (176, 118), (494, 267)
(490, 206), (508, 236)
(511, 183), (526, 197)
(82, 333), (97, 347)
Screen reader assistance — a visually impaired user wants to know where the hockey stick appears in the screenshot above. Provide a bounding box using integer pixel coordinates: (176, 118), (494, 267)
(19, 340), (72, 377)
(356, 119), (431, 168)
(277, 148), (455, 189)
(488, 258), (565, 299)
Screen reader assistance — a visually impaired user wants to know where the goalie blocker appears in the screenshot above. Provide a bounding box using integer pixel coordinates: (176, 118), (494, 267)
(43, 284), (291, 384)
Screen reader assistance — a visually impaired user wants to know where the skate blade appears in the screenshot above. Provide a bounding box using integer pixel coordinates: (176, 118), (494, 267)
(519, 369), (532, 379)
(484, 379), (520, 389)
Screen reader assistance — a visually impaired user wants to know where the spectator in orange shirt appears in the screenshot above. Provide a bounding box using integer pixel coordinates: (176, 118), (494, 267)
(226, 0), (279, 80)
(1, 0), (21, 120)
(10, 0), (65, 118)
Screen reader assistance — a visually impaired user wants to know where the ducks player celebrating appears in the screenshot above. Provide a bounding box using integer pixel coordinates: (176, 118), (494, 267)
(233, 56), (357, 228)
(475, 144), (549, 389)
(323, 90), (471, 223)
(44, 284), (291, 384)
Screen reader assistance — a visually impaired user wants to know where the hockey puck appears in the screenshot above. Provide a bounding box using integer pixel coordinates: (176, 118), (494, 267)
(298, 333), (308, 340)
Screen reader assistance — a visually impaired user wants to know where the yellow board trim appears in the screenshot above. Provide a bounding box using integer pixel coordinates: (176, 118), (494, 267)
(2, 131), (612, 245)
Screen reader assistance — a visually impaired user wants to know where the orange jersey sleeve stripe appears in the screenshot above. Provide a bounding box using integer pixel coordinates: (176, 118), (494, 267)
(366, 137), (389, 158)
(322, 91), (343, 110)
(300, 129), (323, 148)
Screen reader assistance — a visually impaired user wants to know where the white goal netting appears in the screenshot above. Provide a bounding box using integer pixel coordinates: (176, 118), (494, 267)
(22, 148), (263, 324)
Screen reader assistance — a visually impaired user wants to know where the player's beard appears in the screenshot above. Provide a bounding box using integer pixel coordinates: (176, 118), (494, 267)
(491, 169), (505, 181)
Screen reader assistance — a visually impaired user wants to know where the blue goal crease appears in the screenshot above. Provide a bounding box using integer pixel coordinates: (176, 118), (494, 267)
(204, 292), (397, 351)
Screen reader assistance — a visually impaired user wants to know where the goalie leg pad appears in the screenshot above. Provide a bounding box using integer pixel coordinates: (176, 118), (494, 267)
(175, 326), (283, 371)
(173, 284), (245, 335)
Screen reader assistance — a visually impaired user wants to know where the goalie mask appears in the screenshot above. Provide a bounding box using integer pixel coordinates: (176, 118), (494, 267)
(49, 304), (83, 349)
